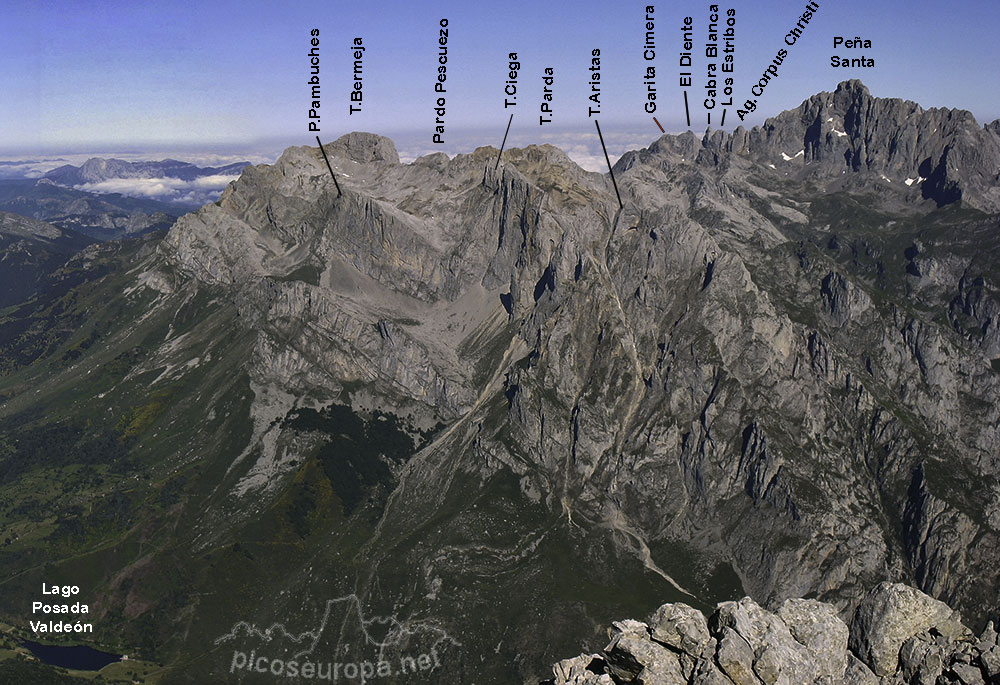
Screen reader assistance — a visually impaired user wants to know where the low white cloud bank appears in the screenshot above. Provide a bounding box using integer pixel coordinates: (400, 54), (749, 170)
(74, 174), (241, 206)
(0, 159), (68, 179)
(393, 126), (663, 172)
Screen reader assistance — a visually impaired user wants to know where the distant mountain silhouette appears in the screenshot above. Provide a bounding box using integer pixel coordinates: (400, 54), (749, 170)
(43, 158), (250, 185)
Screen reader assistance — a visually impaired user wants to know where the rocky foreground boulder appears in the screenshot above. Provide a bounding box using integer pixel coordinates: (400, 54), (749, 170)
(545, 583), (1000, 684)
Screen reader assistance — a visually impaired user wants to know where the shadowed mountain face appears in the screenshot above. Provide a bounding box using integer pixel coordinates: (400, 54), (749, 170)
(0, 211), (93, 308)
(0, 82), (997, 683)
(0, 179), (183, 240)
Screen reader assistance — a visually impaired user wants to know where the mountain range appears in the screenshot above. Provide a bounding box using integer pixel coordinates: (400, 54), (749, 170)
(0, 179), (181, 240)
(32, 156), (252, 209)
(42, 158), (250, 186)
(0, 180), (182, 307)
(0, 80), (997, 683)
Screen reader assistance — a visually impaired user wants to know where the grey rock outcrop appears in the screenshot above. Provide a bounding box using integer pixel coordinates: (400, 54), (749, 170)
(0, 209), (64, 240)
(546, 584), (998, 685)
(849, 582), (970, 677)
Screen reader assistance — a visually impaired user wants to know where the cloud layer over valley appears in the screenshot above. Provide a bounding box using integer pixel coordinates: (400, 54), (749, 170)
(71, 174), (241, 206)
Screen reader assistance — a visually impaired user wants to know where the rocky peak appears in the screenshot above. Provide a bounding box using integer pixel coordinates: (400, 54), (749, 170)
(694, 80), (1000, 211)
(79, 156), (112, 177)
(322, 131), (400, 165)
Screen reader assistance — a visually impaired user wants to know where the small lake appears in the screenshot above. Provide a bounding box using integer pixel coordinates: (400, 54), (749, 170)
(21, 640), (123, 671)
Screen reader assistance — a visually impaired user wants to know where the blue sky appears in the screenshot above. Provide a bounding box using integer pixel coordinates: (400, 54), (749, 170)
(2, 0), (999, 165)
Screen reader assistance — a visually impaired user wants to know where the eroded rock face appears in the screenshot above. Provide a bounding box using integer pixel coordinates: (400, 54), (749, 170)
(849, 582), (970, 677)
(706, 80), (1000, 212)
(546, 584), (997, 685)
(144, 81), (1000, 681)
(777, 599), (849, 680)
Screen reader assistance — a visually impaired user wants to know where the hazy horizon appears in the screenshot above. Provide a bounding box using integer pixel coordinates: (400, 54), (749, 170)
(3, 0), (998, 156)
(0, 123), (673, 177)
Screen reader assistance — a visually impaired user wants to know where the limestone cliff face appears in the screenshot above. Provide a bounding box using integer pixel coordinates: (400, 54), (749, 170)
(154, 81), (1000, 681)
(705, 80), (1000, 212)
